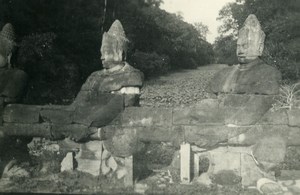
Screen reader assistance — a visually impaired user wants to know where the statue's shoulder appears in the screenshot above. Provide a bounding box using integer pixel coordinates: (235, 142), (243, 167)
(252, 60), (282, 80)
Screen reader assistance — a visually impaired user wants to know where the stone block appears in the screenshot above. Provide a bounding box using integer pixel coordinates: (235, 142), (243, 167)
(228, 125), (300, 146)
(121, 107), (172, 127)
(75, 158), (101, 176)
(124, 155), (133, 187)
(40, 107), (73, 124)
(180, 125), (228, 147)
(51, 124), (90, 141)
(137, 126), (183, 146)
(241, 153), (265, 186)
(75, 141), (104, 176)
(173, 103), (225, 125)
(288, 109), (300, 127)
(180, 143), (191, 184)
(209, 147), (241, 176)
(3, 104), (41, 123)
(77, 141), (103, 160)
(223, 94), (251, 107)
(227, 126), (252, 141)
(252, 136), (286, 170)
(61, 152), (74, 172)
(104, 127), (145, 157)
(73, 93), (124, 127)
(223, 95), (274, 126)
(258, 109), (288, 125)
(0, 123), (51, 137)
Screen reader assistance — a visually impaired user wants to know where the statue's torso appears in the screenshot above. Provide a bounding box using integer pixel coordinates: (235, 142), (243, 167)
(210, 59), (281, 95)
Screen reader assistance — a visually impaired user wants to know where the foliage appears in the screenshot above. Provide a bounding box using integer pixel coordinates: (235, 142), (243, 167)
(271, 82), (300, 111)
(214, 0), (300, 81)
(214, 35), (238, 64)
(0, 0), (214, 104)
(131, 51), (170, 78)
(193, 22), (210, 41)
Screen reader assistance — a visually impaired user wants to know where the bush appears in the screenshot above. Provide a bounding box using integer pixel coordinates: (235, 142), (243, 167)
(17, 32), (80, 104)
(131, 51), (170, 78)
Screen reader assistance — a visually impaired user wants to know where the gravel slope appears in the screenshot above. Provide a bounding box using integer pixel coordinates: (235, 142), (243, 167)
(140, 64), (228, 107)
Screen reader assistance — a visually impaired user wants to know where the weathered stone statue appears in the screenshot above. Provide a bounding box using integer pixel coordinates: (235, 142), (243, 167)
(0, 23), (16, 68)
(209, 14), (281, 95)
(71, 20), (143, 127)
(0, 23), (28, 104)
(199, 14), (285, 187)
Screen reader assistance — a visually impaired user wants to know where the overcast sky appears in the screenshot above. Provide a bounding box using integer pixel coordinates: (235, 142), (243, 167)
(161, 0), (235, 43)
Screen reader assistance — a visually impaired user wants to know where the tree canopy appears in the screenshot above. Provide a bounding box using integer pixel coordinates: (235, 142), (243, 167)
(214, 0), (300, 81)
(0, 0), (213, 104)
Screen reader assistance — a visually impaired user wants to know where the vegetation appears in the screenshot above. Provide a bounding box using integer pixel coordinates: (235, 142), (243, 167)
(0, 0), (213, 104)
(214, 0), (300, 81)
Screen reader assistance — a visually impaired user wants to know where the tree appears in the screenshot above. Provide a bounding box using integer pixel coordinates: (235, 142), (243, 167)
(0, 0), (214, 103)
(193, 22), (210, 41)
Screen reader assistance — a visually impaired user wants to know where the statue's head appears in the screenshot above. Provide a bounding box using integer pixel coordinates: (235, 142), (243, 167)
(0, 23), (16, 69)
(237, 14), (265, 64)
(100, 20), (128, 69)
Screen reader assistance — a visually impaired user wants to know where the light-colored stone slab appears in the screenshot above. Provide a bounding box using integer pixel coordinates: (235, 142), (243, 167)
(180, 143), (191, 184)
(76, 158), (101, 176)
(61, 152), (74, 172)
(124, 155), (133, 187)
(121, 107), (172, 127)
(209, 148), (241, 176)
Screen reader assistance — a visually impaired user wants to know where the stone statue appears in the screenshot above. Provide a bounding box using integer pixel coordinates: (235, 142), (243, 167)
(0, 23), (28, 104)
(71, 20), (143, 128)
(201, 15), (285, 187)
(0, 23), (16, 69)
(209, 14), (281, 95)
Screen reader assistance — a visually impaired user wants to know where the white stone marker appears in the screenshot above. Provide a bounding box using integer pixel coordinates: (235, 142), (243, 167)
(61, 152), (74, 172)
(180, 142), (191, 184)
(124, 155), (133, 187)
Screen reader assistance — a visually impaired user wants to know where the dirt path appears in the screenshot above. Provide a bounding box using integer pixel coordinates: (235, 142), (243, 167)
(140, 64), (228, 107)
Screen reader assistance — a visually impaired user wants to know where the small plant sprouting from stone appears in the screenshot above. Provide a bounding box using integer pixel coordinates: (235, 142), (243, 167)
(271, 82), (300, 111)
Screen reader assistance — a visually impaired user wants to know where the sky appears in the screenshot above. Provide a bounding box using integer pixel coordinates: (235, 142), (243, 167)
(161, 0), (235, 43)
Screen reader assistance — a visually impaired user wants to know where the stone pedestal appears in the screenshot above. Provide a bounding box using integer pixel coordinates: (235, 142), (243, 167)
(75, 141), (103, 176)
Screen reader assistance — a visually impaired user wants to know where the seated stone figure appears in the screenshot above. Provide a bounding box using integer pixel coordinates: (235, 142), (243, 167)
(0, 23), (28, 104)
(208, 14), (282, 126)
(209, 14), (281, 96)
(0, 20), (143, 142)
(71, 20), (143, 128)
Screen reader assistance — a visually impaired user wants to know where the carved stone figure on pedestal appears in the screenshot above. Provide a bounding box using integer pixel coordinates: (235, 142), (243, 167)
(71, 20), (143, 128)
(0, 23), (28, 104)
(200, 15), (285, 187)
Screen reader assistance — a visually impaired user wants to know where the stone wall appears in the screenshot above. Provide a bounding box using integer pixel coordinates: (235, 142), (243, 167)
(102, 97), (300, 148)
(0, 95), (299, 148)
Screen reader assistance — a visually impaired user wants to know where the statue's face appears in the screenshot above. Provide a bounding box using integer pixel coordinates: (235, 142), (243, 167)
(236, 16), (265, 64)
(236, 30), (261, 64)
(100, 40), (116, 69)
(100, 33), (124, 69)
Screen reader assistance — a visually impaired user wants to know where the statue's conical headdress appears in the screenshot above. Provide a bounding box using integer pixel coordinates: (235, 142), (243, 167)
(237, 14), (265, 56)
(101, 20), (128, 64)
(0, 23), (16, 41)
